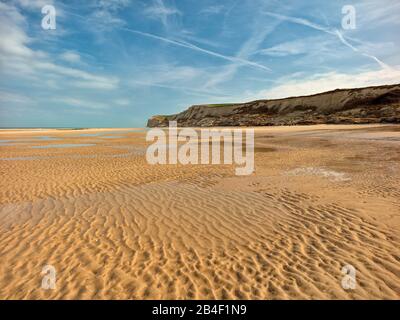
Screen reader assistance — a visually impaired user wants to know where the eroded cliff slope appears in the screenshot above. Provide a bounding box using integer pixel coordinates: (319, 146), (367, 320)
(147, 84), (400, 127)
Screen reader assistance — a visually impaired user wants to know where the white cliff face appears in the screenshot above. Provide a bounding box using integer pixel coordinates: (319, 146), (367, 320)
(148, 84), (400, 127)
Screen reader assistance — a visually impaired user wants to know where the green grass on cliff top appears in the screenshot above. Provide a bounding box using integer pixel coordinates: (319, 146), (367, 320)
(153, 103), (240, 118)
(205, 103), (240, 108)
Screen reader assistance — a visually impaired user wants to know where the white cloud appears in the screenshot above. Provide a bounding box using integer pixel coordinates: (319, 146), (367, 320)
(87, 10), (126, 31)
(95, 0), (131, 11)
(143, 0), (181, 29)
(115, 99), (130, 106)
(357, 0), (400, 28)
(256, 37), (324, 57)
(203, 20), (277, 89)
(122, 27), (271, 72)
(176, 30), (223, 49)
(253, 67), (400, 100)
(85, 0), (131, 31)
(13, 0), (54, 10)
(263, 11), (390, 69)
(127, 63), (228, 98)
(200, 5), (224, 15)
(0, 2), (119, 90)
(71, 79), (119, 90)
(60, 51), (81, 63)
(52, 97), (107, 109)
(0, 2), (32, 57)
(0, 90), (30, 104)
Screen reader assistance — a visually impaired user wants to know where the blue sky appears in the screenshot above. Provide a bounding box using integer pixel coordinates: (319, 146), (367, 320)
(0, 0), (399, 127)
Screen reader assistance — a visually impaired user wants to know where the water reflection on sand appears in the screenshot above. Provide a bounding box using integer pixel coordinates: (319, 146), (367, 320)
(31, 143), (95, 149)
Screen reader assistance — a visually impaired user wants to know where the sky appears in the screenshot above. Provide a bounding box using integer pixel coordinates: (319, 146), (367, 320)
(0, 0), (399, 128)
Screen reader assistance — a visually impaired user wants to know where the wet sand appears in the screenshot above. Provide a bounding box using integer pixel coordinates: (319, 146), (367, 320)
(0, 125), (399, 299)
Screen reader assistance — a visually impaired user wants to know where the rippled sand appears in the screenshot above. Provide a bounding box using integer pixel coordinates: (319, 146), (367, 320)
(0, 125), (399, 299)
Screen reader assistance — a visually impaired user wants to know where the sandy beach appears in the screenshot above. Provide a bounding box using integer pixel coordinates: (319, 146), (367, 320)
(0, 124), (399, 299)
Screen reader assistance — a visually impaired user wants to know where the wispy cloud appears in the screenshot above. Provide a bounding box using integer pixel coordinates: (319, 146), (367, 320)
(263, 11), (390, 69)
(85, 0), (131, 30)
(51, 97), (108, 109)
(0, 90), (30, 104)
(13, 0), (54, 10)
(200, 5), (225, 15)
(95, 0), (131, 11)
(143, 0), (181, 29)
(63, 7), (270, 73)
(120, 27), (271, 72)
(126, 63), (227, 98)
(357, 0), (400, 28)
(255, 37), (323, 57)
(175, 30), (223, 49)
(0, 2), (119, 90)
(131, 80), (228, 98)
(60, 51), (81, 63)
(333, 29), (389, 70)
(115, 98), (131, 106)
(252, 67), (400, 100)
(203, 19), (277, 89)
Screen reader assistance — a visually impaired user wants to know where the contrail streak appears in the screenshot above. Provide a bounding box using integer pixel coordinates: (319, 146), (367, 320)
(64, 9), (271, 72)
(264, 11), (389, 69)
(120, 27), (271, 72)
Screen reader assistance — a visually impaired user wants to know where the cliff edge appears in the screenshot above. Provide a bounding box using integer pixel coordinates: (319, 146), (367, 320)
(147, 84), (400, 127)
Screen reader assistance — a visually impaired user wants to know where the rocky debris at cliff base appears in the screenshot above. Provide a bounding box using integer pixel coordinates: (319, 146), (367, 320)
(147, 84), (400, 127)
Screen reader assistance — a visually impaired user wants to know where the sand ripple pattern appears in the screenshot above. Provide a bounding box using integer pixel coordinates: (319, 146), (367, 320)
(0, 181), (399, 299)
(0, 126), (399, 299)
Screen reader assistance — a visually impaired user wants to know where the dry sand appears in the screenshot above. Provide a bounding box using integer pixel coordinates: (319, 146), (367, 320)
(0, 125), (399, 299)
